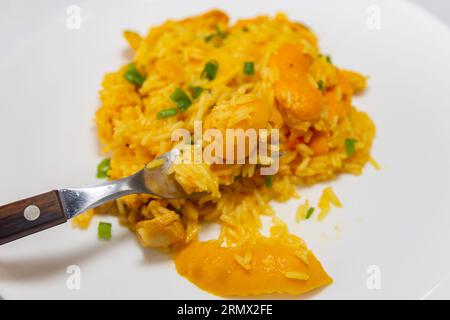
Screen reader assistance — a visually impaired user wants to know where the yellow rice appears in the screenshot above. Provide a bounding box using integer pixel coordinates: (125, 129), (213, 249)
(74, 10), (376, 256)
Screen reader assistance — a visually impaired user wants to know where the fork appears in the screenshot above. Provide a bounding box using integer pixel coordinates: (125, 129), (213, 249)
(0, 149), (191, 245)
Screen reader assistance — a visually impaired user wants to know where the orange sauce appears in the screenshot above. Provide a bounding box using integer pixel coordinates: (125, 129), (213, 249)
(174, 238), (332, 296)
(270, 43), (323, 121)
(325, 70), (353, 118)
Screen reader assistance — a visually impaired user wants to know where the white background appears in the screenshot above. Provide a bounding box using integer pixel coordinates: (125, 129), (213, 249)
(1, 0), (450, 62)
(0, 0), (449, 299)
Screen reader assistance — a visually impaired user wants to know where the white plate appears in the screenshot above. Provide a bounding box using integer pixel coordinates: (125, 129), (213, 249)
(1, 0), (450, 299)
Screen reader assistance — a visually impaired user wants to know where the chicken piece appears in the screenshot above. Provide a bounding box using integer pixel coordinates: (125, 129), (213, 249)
(135, 209), (185, 248)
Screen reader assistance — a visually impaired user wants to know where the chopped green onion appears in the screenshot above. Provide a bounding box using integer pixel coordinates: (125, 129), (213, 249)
(243, 61), (255, 75)
(306, 207), (315, 219)
(344, 138), (357, 156)
(264, 175), (273, 188)
(216, 25), (227, 39)
(318, 80), (325, 92)
(96, 158), (111, 179)
(170, 88), (192, 111)
(204, 34), (215, 42)
(98, 222), (112, 240)
(318, 54), (332, 64)
(243, 27), (249, 32)
(205, 25), (227, 42)
(189, 86), (204, 99)
(201, 60), (219, 80)
(157, 107), (178, 119)
(124, 63), (145, 86)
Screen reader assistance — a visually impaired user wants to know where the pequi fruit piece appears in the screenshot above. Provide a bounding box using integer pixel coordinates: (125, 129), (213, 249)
(270, 43), (323, 121)
(174, 238), (332, 296)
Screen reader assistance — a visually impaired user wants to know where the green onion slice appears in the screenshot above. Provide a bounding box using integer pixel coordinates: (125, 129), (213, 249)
(189, 86), (204, 99)
(205, 25), (227, 42)
(215, 25), (227, 39)
(204, 34), (215, 42)
(170, 88), (192, 111)
(98, 222), (112, 240)
(344, 138), (357, 156)
(201, 60), (219, 81)
(318, 80), (325, 92)
(243, 61), (255, 75)
(306, 207), (315, 219)
(124, 63), (145, 86)
(157, 107), (178, 119)
(264, 175), (273, 188)
(96, 158), (111, 179)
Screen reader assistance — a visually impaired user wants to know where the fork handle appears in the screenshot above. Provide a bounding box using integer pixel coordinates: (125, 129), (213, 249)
(0, 191), (67, 245)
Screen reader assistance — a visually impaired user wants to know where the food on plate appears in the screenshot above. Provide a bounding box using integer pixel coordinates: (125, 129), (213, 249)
(74, 10), (376, 296)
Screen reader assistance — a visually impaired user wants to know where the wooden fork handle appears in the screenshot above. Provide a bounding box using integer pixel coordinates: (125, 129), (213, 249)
(0, 191), (67, 245)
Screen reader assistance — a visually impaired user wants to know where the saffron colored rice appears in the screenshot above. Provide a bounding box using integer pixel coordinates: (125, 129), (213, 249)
(73, 10), (376, 296)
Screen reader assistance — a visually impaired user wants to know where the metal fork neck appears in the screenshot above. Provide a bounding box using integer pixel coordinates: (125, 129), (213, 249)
(59, 173), (146, 219)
